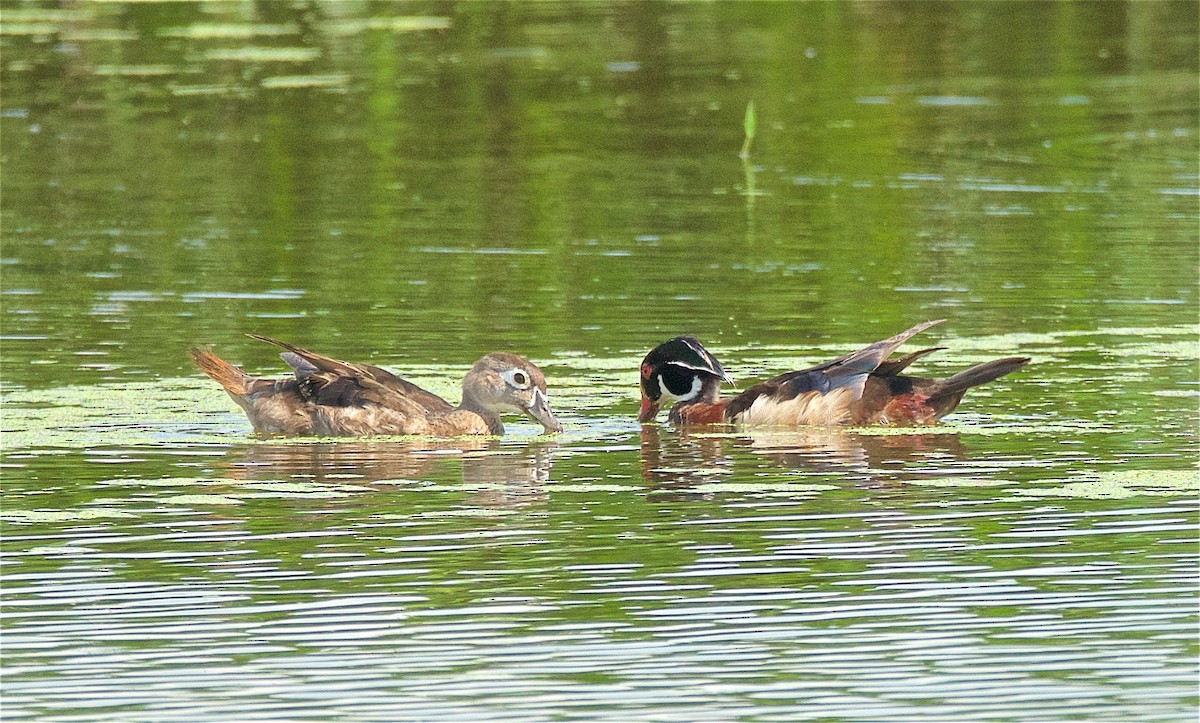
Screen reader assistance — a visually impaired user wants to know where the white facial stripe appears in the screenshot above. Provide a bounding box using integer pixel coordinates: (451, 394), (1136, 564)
(679, 375), (702, 402)
(666, 360), (733, 384)
(666, 361), (711, 373)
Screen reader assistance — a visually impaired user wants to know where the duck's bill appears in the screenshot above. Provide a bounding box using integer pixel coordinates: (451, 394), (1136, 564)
(637, 393), (660, 423)
(525, 388), (563, 433)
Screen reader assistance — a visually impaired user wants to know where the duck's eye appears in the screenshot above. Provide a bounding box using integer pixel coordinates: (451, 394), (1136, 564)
(503, 369), (530, 389)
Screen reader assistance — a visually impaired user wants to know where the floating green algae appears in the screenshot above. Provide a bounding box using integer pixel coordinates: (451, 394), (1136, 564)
(93, 65), (178, 77)
(1, 8), (90, 23)
(1056, 324), (1199, 339)
(1014, 469), (1198, 499)
(25, 546), (98, 556)
(169, 83), (248, 97)
(685, 482), (836, 495)
(411, 508), (522, 519)
(1152, 389), (1200, 397)
(260, 74), (349, 89)
(205, 47), (321, 63)
(647, 466), (728, 476)
(62, 29), (139, 42)
(391, 482), (511, 493)
(1108, 340), (1199, 359)
(97, 477), (369, 500)
(236, 481), (365, 496)
(2, 380), (237, 451)
(161, 494), (244, 506)
(324, 16), (451, 35)
(848, 421), (1122, 437)
(1, 23), (59, 36)
(905, 477), (1012, 488)
(159, 23), (300, 39)
(98, 477), (206, 487)
(843, 425), (968, 436)
(2, 508), (137, 523)
(549, 483), (639, 493)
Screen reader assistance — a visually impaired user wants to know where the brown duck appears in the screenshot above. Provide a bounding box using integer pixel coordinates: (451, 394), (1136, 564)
(191, 335), (562, 436)
(638, 320), (1029, 426)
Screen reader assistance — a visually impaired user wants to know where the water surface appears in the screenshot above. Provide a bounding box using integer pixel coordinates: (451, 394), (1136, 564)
(2, 2), (1197, 721)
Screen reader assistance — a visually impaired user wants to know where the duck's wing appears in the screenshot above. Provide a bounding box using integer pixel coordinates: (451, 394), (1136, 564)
(724, 320), (945, 421)
(340, 361), (454, 413)
(249, 335), (453, 414)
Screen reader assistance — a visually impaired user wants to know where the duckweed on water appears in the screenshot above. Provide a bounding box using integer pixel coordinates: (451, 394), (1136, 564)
(0, 23), (59, 36)
(93, 65), (178, 77)
(2, 508), (137, 523)
(158, 23), (300, 39)
(412, 508), (523, 519)
(1015, 469), (1198, 499)
(170, 84), (249, 97)
(260, 74), (350, 89)
(324, 17), (452, 35)
(205, 47), (322, 63)
(686, 482), (836, 495)
(1108, 340), (1199, 359)
(161, 494), (244, 506)
(1, 8), (89, 23)
(648, 466), (728, 476)
(547, 483), (640, 492)
(906, 477), (1012, 487)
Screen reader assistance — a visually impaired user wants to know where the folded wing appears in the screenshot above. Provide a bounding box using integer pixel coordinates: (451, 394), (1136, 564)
(248, 334), (453, 415)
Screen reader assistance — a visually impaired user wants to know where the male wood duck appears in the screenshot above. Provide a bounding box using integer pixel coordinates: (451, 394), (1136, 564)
(191, 335), (562, 437)
(638, 320), (1029, 426)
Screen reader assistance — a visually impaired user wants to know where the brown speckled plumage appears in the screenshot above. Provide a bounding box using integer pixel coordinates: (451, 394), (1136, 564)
(191, 336), (561, 437)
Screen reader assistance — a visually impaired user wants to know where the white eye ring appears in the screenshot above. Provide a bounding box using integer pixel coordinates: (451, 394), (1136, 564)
(502, 369), (530, 389)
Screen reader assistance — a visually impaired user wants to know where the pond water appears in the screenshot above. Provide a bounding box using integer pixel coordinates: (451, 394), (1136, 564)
(2, 2), (1197, 720)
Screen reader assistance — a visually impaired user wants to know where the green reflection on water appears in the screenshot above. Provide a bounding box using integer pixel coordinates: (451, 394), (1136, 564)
(1, 2), (1197, 721)
(2, 0), (1196, 386)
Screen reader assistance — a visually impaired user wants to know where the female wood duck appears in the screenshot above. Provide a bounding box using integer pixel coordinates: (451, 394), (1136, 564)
(191, 335), (562, 437)
(638, 320), (1029, 426)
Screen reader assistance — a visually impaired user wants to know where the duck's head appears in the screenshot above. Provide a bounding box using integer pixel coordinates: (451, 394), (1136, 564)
(637, 336), (731, 422)
(463, 353), (563, 434)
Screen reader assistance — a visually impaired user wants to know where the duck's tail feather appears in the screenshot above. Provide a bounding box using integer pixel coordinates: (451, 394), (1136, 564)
(928, 356), (1031, 401)
(189, 347), (251, 396)
(873, 347), (947, 378)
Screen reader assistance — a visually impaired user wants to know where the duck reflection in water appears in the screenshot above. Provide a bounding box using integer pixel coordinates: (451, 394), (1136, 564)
(218, 438), (557, 507)
(639, 424), (966, 491)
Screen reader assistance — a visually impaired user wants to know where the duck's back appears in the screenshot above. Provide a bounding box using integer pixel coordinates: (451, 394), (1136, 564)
(193, 340), (489, 437)
(274, 344), (480, 436)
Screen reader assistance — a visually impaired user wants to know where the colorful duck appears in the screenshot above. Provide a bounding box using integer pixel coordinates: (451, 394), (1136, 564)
(638, 320), (1028, 426)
